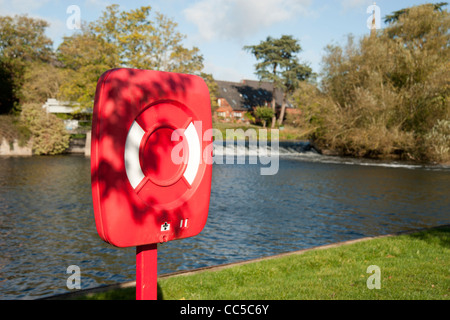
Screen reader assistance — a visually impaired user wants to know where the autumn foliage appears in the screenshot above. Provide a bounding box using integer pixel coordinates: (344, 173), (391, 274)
(292, 3), (450, 163)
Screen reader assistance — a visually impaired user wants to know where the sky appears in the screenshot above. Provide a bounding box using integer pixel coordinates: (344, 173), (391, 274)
(0, 0), (441, 82)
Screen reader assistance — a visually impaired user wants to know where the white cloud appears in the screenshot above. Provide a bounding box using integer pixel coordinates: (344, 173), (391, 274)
(184, 0), (313, 42)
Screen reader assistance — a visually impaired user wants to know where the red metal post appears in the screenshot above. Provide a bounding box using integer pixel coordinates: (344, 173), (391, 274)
(136, 243), (158, 300)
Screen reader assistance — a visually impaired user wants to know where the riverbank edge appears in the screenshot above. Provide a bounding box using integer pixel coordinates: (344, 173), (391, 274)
(41, 224), (450, 300)
(3, 136), (447, 167)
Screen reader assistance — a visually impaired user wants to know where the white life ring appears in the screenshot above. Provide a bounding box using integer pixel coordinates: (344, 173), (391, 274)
(124, 120), (200, 189)
(122, 102), (202, 208)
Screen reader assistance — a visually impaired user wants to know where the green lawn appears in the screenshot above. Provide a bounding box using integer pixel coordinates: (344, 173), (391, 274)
(76, 226), (449, 300)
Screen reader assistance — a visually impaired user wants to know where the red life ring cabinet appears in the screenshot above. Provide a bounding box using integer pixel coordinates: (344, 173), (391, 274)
(91, 69), (212, 248)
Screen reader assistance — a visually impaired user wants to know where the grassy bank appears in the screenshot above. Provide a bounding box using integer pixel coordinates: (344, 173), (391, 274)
(212, 122), (308, 141)
(72, 226), (449, 300)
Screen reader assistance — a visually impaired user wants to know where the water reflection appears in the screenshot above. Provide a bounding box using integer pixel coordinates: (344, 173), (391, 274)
(0, 155), (449, 299)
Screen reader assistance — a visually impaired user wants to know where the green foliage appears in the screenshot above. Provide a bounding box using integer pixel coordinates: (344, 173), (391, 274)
(22, 62), (64, 104)
(20, 103), (70, 155)
(244, 111), (256, 124)
(0, 15), (53, 63)
(244, 35), (302, 88)
(0, 14), (55, 113)
(384, 2), (448, 23)
(57, 25), (119, 111)
(295, 3), (450, 162)
(201, 73), (219, 113)
(91, 5), (204, 72)
(244, 35), (312, 126)
(1, 7), (205, 151)
(254, 106), (274, 128)
(58, 5), (204, 110)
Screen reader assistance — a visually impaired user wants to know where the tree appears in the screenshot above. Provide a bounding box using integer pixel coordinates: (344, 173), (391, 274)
(311, 3), (450, 162)
(279, 60), (312, 125)
(58, 5), (204, 110)
(201, 73), (219, 116)
(0, 15), (53, 63)
(254, 106), (274, 128)
(0, 14), (54, 113)
(94, 5), (204, 73)
(22, 62), (64, 104)
(384, 2), (447, 23)
(57, 28), (117, 111)
(244, 35), (311, 127)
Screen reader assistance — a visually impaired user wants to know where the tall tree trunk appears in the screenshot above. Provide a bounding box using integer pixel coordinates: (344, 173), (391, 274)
(278, 92), (287, 126)
(271, 97), (276, 128)
(271, 64), (277, 128)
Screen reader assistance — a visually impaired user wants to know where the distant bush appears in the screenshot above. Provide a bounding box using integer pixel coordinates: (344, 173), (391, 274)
(254, 106), (274, 128)
(425, 120), (450, 163)
(292, 4), (450, 162)
(20, 103), (70, 155)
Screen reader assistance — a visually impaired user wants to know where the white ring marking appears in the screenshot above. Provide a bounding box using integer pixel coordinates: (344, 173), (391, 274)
(183, 122), (201, 186)
(124, 121), (146, 189)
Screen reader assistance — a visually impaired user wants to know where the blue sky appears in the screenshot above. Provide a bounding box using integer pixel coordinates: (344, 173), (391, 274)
(0, 0), (440, 82)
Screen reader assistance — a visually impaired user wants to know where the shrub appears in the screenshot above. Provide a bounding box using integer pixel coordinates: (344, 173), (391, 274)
(425, 120), (450, 163)
(289, 4), (450, 162)
(20, 103), (70, 155)
(254, 106), (274, 128)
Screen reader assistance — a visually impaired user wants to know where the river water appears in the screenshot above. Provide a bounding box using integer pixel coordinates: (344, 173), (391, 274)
(1, 147), (449, 299)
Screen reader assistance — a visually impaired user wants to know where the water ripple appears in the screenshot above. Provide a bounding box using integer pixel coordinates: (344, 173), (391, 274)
(0, 155), (449, 299)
